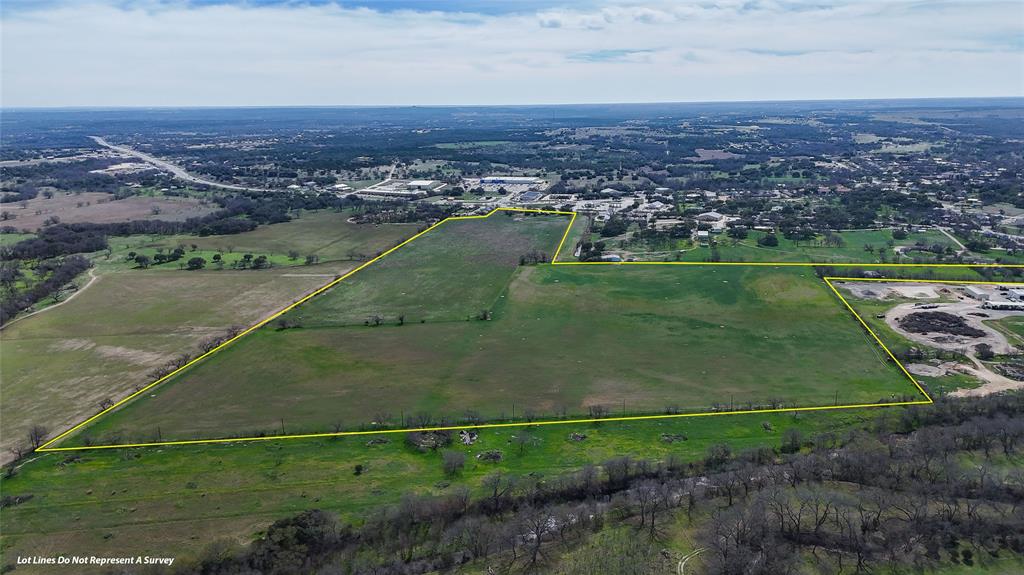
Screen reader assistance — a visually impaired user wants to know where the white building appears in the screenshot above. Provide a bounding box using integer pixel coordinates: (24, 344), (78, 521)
(480, 176), (542, 185)
(983, 300), (1024, 311)
(407, 180), (436, 190)
(965, 286), (990, 301)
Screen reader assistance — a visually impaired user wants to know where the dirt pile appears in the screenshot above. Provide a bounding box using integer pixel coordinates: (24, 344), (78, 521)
(898, 311), (986, 337)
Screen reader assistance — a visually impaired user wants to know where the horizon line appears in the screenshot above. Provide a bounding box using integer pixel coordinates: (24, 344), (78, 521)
(3, 95), (1023, 112)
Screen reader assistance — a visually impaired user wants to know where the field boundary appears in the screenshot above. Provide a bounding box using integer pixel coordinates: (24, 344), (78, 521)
(38, 207), (1024, 453)
(37, 207), (575, 452)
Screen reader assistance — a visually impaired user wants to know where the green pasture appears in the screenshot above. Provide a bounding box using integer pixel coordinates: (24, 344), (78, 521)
(650, 229), (957, 264)
(70, 260), (915, 446)
(282, 212), (571, 327)
(1, 211), (419, 458)
(108, 210), (418, 269)
(0, 268), (337, 458)
(1, 408), (875, 571)
(0, 232), (34, 246)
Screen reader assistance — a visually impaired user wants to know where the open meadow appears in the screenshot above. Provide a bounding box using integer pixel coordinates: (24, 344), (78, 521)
(64, 214), (920, 447)
(284, 211), (571, 327)
(99, 210), (421, 271)
(0, 408), (877, 573)
(0, 267), (342, 459)
(0, 191), (216, 232)
(622, 228), (969, 264)
(0, 213), (419, 459)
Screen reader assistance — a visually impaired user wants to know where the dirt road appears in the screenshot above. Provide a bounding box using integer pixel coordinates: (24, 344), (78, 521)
(884, 301), (1018, 355)
(1, 269), (99, 330)
(883, 300), (1024, 395)
(949, 357), (1024, 397)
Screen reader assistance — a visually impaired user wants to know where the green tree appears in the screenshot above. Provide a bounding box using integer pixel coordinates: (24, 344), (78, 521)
(727, 226), (749, 240)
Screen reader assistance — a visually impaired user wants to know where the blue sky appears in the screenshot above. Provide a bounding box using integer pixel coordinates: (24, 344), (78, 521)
(2, 1), (1022, 107)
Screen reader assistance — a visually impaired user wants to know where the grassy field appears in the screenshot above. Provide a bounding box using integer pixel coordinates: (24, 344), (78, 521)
(0, 267), (341, 458)
(553, 213), (590, 262)
(68, 257), (916, 446)
(2, 215), (1010, 572)
(987, 316), (1024, 353)
(105, 210), (419, 269)
(0, 191), (216, 232)
(1, 213), (421, 459)
(0, 232), (35, 246)
(633, 229), (958, 263)
(0, 408), (878, 573)
(282, 211), (571, 327)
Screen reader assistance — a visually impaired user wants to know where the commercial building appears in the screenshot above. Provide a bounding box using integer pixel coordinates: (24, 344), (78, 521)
(965, 286), (991, 301)
(480, 176), (543, 185)
(406, 180), (437, 190)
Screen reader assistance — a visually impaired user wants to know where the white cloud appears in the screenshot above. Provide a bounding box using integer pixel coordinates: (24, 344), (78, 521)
(1, 0), (1021, 106)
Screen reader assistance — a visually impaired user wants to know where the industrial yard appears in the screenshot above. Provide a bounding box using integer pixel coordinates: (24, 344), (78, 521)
(835, 280), (1024, 397)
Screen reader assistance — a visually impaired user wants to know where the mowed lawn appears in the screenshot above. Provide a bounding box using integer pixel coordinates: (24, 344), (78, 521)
(70, 261), (916, 446)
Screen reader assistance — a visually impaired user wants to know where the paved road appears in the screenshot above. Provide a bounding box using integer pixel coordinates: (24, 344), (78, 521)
(89, 136), (272, 192)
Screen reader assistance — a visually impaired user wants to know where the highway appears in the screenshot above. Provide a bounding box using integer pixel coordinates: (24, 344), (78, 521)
(89, 136), (272, 192)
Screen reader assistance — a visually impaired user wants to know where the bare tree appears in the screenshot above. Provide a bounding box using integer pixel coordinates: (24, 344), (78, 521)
(517, 506), (554, 568)
(514, 430), (534, 455)
(28, 424), (48, 449)
(442, 450), (466, 476)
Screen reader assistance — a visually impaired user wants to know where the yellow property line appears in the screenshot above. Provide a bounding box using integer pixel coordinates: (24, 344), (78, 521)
(822, 277), (933, 402)
(552, 261), (1024, 268)
(37, 207), (571, 452)
(39, 209), (1022, 453)
(825, 276), (1024, 286)
(37, 400), (932, 452)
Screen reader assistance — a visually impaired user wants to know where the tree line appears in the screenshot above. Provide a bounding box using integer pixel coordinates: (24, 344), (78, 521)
(0, 255), (90, 325)
(155, 392), (1024, 575)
